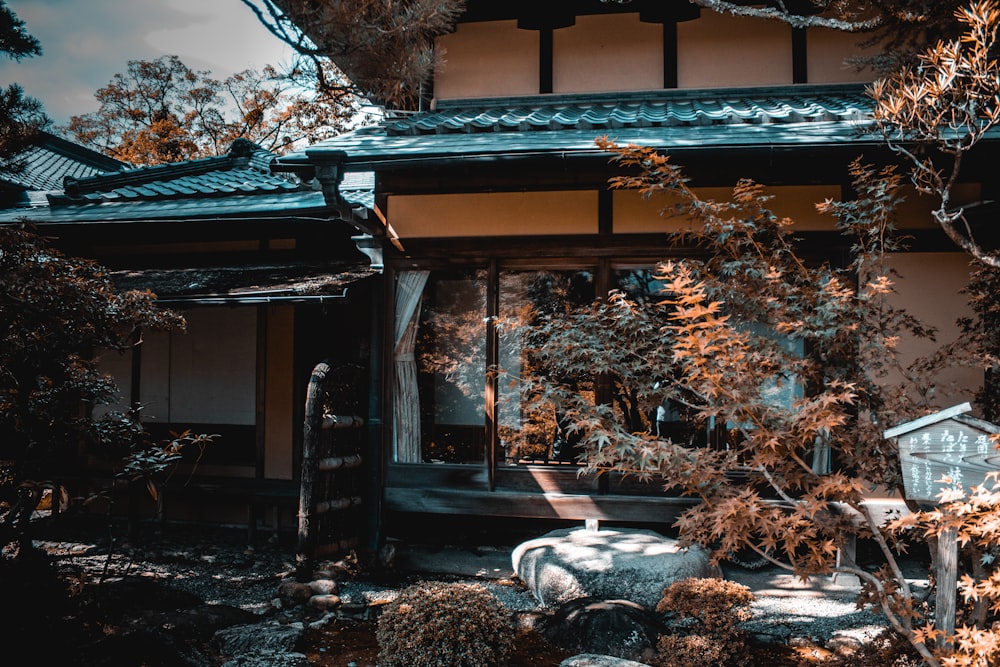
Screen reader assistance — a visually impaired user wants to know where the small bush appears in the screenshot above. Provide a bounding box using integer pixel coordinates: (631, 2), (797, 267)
(652, 577), (755, 667)
(823, 628), (922, 667)
(376, 580), (513, 667)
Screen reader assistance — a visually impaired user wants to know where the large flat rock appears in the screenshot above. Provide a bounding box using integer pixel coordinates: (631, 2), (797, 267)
(559, 655), (652, 667)
(512, 527), (718, 609)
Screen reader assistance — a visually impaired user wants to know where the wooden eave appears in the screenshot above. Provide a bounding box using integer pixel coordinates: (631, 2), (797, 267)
(458, 0), (702, 28)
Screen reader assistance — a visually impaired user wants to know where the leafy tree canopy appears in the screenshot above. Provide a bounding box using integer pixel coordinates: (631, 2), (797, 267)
(65, 55), (358, 166)
(871, 1), (1000, 268)
(0, 1), (48, 169)
(240, 0), (465, 109)
(0, 0), (39, 60)
(0, 226), (184, 553)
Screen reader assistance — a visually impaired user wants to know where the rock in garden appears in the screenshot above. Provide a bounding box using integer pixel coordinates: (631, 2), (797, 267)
(308, 578), (339, 595)
(308, 594), (341, 611)
(542, 597), (666, 662)
(219, 651), (310, 667)
(559, 654), (653, 667)
(277, 581), (313, 606)
(214, 621), (304, 656)
(512, 527), (718, 608)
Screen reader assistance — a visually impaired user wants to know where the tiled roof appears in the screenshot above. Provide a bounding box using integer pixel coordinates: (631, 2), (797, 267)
(58, 167), (302, 203)
(339, 171), (375, 209)
(294, 84), (880, 168)
(0, 132), (126, 192)
(53, 138), (302, 204)
(0, 191), (329, 223)
(0, 139), (334, 223)
(387, 88), (872, 135)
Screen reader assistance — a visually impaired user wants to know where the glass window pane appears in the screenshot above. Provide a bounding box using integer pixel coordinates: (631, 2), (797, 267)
(613, 266), (806, 450)
(497, 269), (595, 465)
(393, 268), (487, 464)
(613, 267), (710, 446)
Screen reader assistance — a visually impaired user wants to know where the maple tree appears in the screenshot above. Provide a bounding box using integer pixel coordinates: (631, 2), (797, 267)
(506, 5), (1000, 666)
(870, 2), (1000, 269)
(514, 138), (990, 666)
(65, 55), (356, 166)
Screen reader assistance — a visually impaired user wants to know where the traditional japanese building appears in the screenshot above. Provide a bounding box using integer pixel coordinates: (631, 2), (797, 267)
(0, 138), (379, 543)
(0, 130), (126, 207)
(3, 1), (996, 554)
(273, 0), (994, 541)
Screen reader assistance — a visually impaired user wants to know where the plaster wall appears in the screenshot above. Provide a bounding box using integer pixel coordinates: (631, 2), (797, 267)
(806, 28), (877, 84)
(140, 307), (257, 425)
(886, 252), (980, 409)
(613, 185), (840, 233)
(553, 13), (663, 94)
(433, 12), (884, 100)
(435, 20), (539, 100)
(677, 11), (793, 88)
(388, 191), (599, 238)
(264, 304), (295, 480)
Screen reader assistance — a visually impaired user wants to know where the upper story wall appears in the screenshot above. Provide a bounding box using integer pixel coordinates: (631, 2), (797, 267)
(433, 10), (877, 101)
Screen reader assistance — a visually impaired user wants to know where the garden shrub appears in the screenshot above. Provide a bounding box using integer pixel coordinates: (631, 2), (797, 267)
(376, 580), (513, 667)
(652, 577), (755, 667)
(824, 628), (922, 667)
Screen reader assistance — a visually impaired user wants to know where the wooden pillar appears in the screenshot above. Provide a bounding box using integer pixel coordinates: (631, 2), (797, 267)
(297, 361), (329, 569)
(936, 522), (958, 648)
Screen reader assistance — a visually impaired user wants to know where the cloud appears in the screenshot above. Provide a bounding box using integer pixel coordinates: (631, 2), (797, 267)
(0, 0), (292, 126)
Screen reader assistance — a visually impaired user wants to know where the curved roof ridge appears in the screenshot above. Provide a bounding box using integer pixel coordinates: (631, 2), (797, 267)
(386, 84), (873, 137)
(62, 139), (281, 197)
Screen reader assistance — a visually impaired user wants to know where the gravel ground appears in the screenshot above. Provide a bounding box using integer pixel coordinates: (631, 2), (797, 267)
(36, 522), (906, 653)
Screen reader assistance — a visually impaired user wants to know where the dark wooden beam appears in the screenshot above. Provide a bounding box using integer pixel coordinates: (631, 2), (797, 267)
(466, 0), (700, 24)
(792, 27), (808, 84)
(539, 27), (553, 94)
(663, 21), (679, 89)
(486, 260), (500, 491)
(598, 188), (613, 235)
(385, 486), (697, 522)
(256, 305), (268, 480)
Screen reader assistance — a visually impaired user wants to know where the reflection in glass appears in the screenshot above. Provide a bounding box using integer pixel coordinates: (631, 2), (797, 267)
(497, 270), (595, 465)
(393, 269), (487, 463)
(614, 267), (709, 447)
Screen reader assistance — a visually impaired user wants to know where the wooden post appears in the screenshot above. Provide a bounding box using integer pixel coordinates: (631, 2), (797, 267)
(297, 361), (329, 569)
(936, 521), (958, 649)
(832, 532), (858, 586)
(881, 405), (999, 651)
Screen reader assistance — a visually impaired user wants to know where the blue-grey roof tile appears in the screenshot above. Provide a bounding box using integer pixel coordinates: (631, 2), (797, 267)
(50, 139), (307, 205)
(0, 191), (329, 223)
(290, 85), (885, 170)
(339, 171), (375, 209)
(0, 132), (126, 192)
(383, 86), (872, 137)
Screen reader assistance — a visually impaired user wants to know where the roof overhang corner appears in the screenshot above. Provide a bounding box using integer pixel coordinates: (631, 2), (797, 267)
(308, 150), (385, 274)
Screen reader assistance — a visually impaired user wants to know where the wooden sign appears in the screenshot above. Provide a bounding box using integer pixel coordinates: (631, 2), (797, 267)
(884, 403), (1000, 647)
(883, 402), (1000, 503)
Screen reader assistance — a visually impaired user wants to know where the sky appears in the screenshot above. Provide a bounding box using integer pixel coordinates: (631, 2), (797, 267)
(0, 0), (295, 127)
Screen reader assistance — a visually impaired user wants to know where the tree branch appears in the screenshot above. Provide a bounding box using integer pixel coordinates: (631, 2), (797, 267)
(690, 0), (881, 31)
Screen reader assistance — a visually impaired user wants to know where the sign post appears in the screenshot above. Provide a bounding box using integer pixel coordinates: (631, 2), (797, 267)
(883, 402), (1000, 647)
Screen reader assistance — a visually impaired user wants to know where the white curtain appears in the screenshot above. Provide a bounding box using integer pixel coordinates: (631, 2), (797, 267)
(393, 271), (430, 462)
